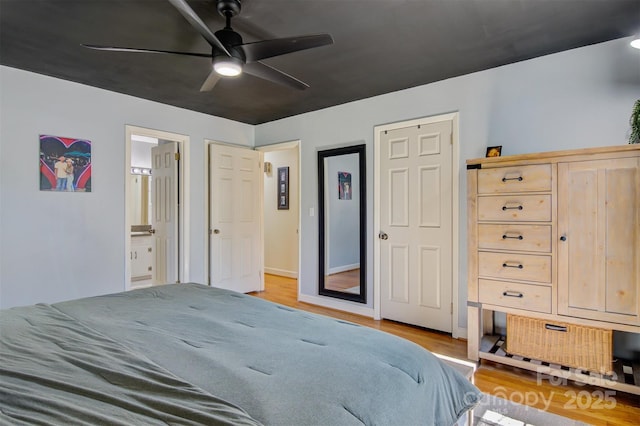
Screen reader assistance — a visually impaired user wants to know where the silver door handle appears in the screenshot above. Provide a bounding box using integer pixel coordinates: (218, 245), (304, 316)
(379, 231), (388, 240)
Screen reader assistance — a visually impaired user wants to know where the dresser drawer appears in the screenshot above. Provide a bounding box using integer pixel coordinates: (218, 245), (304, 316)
(478, 195), (551, 222)
(478, 164), (552, 194)
(478, 224), (551, 253)
(479, 279), (552, 313)
(478, 251), (551, 283)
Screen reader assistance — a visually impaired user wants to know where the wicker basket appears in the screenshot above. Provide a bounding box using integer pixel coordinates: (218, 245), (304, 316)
(505, 314), (613, 375)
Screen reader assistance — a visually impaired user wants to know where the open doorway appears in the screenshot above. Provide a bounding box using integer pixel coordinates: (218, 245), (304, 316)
(125, 125), (190, 290)
(207, 142), (264, 293)
(203, 140), (299, 294)
(257, 141), (301, 287)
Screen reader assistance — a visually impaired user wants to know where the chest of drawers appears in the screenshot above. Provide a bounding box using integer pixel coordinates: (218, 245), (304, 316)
(475, 162), (554, 314)
(466, 145), (640, 395)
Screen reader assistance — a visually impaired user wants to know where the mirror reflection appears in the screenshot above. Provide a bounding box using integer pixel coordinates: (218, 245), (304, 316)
(129, 173), (151, 226)
(318, 145), (366, 303)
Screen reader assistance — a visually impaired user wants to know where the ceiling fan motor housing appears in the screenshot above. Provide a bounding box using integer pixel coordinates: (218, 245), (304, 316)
(213, 28), (245, 61)
(217, 0), (241, 18)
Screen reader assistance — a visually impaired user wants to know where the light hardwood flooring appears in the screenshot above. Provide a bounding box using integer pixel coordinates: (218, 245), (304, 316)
(251, 274), (640, 426)
(324, 269), (360, 292)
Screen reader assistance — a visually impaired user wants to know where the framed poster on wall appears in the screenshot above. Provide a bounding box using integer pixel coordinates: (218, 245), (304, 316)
(277, 166), (289, 210)
(39, 134), (92, 192)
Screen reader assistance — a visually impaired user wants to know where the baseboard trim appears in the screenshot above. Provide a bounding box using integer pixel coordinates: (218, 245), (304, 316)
(453, 326), (468, 340)
(327, 263), (360, 275)
(298, 294), (374, 318)
(264, 268), (298, 279)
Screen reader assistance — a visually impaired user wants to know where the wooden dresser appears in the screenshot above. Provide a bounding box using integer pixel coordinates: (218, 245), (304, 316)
(466, 145), (640, 394)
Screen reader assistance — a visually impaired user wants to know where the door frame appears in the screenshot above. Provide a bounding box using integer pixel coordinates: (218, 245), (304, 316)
(125, 125), (190, 289)
(373, 113), (463, 338)
(204, 140), (264, 290)
(255, 140), (301, 286)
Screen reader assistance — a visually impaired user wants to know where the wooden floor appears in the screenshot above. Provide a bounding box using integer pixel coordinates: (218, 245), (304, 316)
(324, 269), (360, 292)
(252, 275), (640, 426)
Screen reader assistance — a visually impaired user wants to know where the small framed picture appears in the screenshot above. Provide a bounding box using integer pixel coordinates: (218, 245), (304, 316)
(486, 146), (502, 158)
(39, 134), (92, 192)
(338, 172), (352, 200)
(277, 166), (289, 210)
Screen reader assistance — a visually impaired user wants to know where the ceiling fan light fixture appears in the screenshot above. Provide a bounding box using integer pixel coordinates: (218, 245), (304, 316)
(213, 56), (243, 76)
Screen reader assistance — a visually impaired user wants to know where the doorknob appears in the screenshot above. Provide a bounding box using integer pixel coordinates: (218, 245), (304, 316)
(379, 231), (388, 240)
(148, 229), (156, 234)
(213, 229), (220, 234)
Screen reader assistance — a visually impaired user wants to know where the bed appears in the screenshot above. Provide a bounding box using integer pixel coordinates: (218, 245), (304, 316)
(1, 283), (482, 425)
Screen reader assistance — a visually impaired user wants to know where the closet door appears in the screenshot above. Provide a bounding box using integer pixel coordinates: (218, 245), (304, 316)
(379, 120), (453, 332)
(557, 157), (640, 326)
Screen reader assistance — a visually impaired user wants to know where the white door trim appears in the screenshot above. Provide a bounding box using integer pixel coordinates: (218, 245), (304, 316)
(125, 125), (190, 290)
(204, 140), (264, 291)
(255, 140), (302, 286)
(373, 113), (462, 338)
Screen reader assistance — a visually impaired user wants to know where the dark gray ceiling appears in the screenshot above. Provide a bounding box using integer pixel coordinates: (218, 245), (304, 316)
(1, 0), (638, 125)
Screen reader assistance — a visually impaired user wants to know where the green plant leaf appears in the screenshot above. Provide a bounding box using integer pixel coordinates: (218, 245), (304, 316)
(630, 99), (640, 144)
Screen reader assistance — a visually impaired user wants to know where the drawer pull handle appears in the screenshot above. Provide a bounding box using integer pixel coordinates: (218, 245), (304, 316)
(545, 324), (567, 332)
(502, 262), (523, 269)
(502, 291), (523, 298)
(502, 205), (523, 211)
(502, 176), (523, 182)
(502, 234), (523, 240)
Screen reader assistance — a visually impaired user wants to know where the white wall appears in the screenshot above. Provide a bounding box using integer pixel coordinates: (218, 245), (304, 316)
(1, 37), (638, 317)
(0, 66), (253, 308)
(263, 148), (299, 278)
(255, 37), (640, 318)
(130, 139), (154, 169)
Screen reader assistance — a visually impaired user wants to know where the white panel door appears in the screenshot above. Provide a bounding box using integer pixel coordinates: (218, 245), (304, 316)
(209, 144), (263, 293)
(151, 142), (179, 285)
(379, 120), (453, 332)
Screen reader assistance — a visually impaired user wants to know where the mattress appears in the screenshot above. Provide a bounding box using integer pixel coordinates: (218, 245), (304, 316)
(1, 283), (482, 425)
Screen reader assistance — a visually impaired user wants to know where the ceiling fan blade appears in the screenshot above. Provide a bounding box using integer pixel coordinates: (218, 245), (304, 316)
(240, 34), (333, 63)
(243, 61), (309, 90)
(167, 0), (231, 56)
(82, 44), (212, 58)
(200, 69), (222, 92)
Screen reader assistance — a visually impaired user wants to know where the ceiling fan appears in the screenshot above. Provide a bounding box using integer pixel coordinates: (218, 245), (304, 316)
(83, 0), (333, 91)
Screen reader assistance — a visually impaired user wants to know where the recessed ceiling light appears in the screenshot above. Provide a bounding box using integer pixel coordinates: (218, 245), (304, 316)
(631, 37), (640, 49)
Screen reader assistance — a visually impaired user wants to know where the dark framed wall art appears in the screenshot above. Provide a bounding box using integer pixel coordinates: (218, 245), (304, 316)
(277, 166), (289, 210)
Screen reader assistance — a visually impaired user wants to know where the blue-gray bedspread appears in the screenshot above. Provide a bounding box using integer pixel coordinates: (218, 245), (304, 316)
(1, 283), (481, 425)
